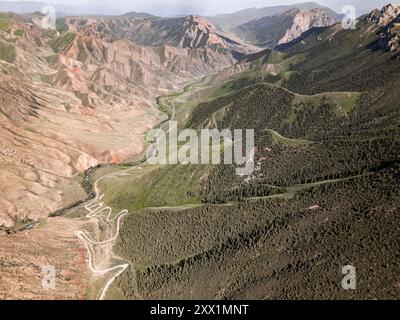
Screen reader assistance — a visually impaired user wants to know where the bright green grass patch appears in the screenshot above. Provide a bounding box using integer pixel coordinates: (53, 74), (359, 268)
(274, 70), (300, 86)
(264, 51), (288, 64)
(337, 92), (361, 113)
(14, 29), (24, 37)
(156, 95), (175, 118)
(0, 19), (9, 31)
(44, 29), (57, 38)
(263, 129), (313, 147)
(0, 42), (16, 63)
(286, 112), (297, 124)
(56, 18), (68, 33)
(211, 52), (306, 99)
(281, 70), (299, 81)
(50, 32), (76, 53)
(294, 91), (361, 114)
(77, 40), (87, 62)
(277, 53), (306, 71)
(210, 79), (239, 99)
(99, 164), (208, 213)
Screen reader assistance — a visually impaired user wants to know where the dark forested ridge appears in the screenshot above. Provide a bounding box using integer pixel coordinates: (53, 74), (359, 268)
(114, 7), (400, 300)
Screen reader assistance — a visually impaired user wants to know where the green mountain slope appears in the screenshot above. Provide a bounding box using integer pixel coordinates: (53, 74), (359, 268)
(91, 5), (400, 300)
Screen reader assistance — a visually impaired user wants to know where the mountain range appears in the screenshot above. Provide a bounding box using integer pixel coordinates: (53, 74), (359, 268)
(233, 8), (336, 48)
(208, 1), (342, 31)
(0, 1), (399, 301)
(0, 10), (254, 227)
(0, 3), (346, 228)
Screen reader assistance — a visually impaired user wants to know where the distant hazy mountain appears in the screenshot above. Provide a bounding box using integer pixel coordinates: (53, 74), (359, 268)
(208, 1), (341, 32)
(234, 8), (336, 49)
(134, 4), (215, 17)
(0, 0), (122, 16)
(117, 11), (157, 20)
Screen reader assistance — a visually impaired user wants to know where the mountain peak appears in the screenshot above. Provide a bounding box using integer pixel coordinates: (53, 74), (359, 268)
(278, 8), (335, 44)
(366, 4), (400, 57)
(282, 7), (331, 18)
(120, 11), (155, 19)
(183, 15), (214, 31)
(177, 15), (252, 53)
(236, 8), (335, 48)
(383, 3), (400, 11)
(368, 3), (400, 26)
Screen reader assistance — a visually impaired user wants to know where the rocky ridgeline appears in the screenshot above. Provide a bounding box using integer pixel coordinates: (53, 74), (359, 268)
(367, 3), (400, 26)
(278, 8), (336, 44)
(235, 7), (335, 48)
(366, 4), (400, 57)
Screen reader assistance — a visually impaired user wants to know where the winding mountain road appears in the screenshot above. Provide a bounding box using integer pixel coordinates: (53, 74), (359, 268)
(76, 100), (176, 300)
(77, 166), (136, 300)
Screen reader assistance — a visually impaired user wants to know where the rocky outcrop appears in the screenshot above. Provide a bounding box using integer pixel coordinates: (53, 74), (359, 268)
(278, 8), (335, 44)
(366, 4), (400, 57)
(367, 3), (400, 26)
(370, 20), (400, 56)
(234, 8), (335, 48)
